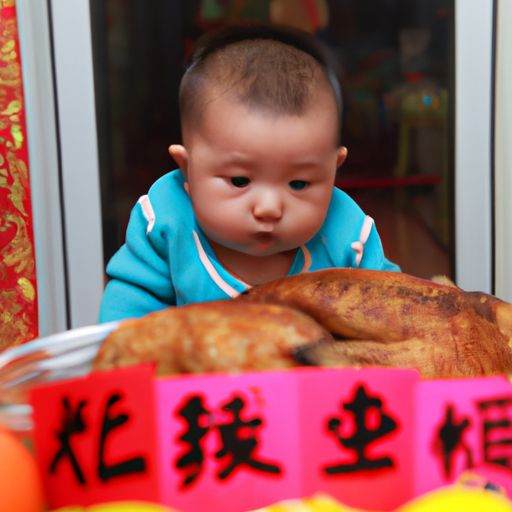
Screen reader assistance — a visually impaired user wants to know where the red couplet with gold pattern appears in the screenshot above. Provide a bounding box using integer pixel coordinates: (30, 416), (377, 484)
(0, 1), (39, 349)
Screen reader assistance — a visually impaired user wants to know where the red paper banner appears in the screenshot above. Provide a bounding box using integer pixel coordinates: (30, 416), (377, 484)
(31, 365), (160, 509)
(0, 1), (39, 349)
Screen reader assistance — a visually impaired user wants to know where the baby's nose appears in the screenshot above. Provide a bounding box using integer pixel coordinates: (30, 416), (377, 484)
(252, 190), (283, 221)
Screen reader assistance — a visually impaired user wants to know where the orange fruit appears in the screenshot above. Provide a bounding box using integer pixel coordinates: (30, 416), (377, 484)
(0, 427), (45, 512)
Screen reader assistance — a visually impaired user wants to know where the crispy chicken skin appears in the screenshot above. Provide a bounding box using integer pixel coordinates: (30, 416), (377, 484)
(239, 268), (512, 378)
(93, 301), (332, 375)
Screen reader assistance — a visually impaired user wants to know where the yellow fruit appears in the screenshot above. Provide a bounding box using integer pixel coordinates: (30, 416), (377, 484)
(52, 502), (175, 512)
(399, 486), (512, 512)
(250, 493), (375, 511)
(91, 504), (175, 512)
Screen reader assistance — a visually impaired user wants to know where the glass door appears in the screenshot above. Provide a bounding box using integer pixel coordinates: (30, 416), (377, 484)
(18, 0), (496, 331)
(91, 0), (456, 279)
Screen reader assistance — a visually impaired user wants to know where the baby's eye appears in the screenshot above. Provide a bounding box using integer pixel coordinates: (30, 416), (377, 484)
(230, 176), (250, 188)
(289, 180), (309, 190)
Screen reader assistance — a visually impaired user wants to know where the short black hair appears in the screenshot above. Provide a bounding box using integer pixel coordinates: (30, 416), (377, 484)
(179, 23), (343, 143)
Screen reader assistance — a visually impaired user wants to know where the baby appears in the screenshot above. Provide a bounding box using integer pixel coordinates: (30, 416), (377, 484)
(99, 24), (399, 322)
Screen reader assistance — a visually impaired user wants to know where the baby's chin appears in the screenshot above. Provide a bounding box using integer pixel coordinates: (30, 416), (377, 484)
(238, 244), (300, 258)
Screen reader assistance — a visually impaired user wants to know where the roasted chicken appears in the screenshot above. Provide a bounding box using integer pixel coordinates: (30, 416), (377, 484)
(93, 300), (332, 375)
(239, 268), (512, 378)
(93, 269), (512, 379)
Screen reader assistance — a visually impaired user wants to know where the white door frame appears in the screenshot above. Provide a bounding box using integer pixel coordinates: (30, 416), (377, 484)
(17, 0), (496, 335)
(494, 0), (512, 302)
(16, 0), (67, 335)
(48, 0), (105, 328)
(455, 0), (494, 294)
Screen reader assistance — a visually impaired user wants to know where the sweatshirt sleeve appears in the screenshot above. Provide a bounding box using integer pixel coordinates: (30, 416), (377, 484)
(98, 196), (175, 322)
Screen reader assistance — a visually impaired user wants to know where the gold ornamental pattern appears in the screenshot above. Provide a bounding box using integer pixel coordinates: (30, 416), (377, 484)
(0, 0), (39, 348)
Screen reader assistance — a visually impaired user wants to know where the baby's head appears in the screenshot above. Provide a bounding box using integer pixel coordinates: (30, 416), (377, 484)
(169, 24), (347, 273)
(178, 24), (343, 144)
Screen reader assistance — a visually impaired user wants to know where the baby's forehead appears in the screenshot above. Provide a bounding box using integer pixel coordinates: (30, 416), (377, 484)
(187, 85), (341, 155)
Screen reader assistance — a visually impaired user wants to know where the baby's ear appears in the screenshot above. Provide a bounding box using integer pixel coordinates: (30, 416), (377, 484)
(168, 144), (189, 175)
(336, 146), (348, 168)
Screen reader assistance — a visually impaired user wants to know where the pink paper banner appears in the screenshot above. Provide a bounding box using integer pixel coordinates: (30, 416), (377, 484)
(154, 370), (301, 511)
(298, 367), (418, 511)
(414, 375), (512, 496)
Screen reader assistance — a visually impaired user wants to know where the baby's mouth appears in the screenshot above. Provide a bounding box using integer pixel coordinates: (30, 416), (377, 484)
(255, 228), (274, 236)
(254, 231), (275, 243)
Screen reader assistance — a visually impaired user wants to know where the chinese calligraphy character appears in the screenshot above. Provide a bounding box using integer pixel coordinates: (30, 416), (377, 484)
(477, 396), (512, 469)
(49, 396), (88, 485)
(97, 393), (147, 481)
(215, 395), (282, 479)
(434, 403), (473, 479)
(175, 395), (211, 488)
(174, 393), (282, 488)
(324, 384), (397, 474)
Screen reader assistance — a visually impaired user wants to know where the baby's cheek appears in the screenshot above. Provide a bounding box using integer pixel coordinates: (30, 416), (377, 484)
(294, 197), (329, 219)
(294, 203), (329, 232)
(285, 212), (319, 236)
(199, 207), (247, 238)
